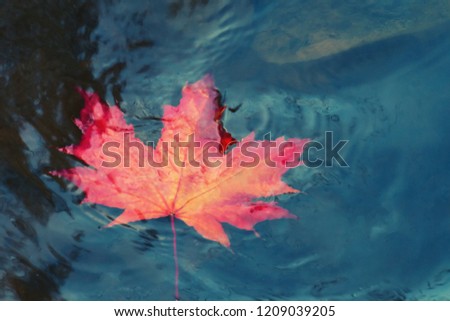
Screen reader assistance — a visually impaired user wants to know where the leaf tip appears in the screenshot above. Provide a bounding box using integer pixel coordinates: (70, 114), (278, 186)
(75, 86), (90, 101)
(287, 213), (299, 220)
(221, 239), (231, 248)
(104, 220), (118, 228)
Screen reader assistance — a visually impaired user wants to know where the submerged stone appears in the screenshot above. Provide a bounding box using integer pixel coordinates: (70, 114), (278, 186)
(253, 1), (450, 63)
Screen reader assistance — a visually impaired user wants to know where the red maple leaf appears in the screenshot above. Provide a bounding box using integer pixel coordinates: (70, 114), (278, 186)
(52, 75), (309, 298)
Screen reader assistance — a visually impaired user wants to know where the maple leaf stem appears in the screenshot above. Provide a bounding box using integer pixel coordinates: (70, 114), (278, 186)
(170, 213), (180, 300)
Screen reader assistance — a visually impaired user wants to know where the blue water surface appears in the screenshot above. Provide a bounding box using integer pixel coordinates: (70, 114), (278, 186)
(1, 0), (450, 300)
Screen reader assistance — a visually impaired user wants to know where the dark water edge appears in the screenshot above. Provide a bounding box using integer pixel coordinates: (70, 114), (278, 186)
(1, 0), (450, 300)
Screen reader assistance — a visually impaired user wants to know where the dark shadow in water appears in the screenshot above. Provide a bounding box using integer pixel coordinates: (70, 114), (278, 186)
(168, 0), (209, 18)
(133, 228), (159, 253)
(0, 0), (102, 300)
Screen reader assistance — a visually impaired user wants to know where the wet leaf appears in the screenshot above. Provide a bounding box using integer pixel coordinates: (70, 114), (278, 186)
(52, 75), (308, 247)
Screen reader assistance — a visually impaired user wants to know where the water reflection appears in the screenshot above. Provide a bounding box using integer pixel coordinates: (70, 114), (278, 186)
(1, 0), (450, 300)
(0, 0), (100, 300)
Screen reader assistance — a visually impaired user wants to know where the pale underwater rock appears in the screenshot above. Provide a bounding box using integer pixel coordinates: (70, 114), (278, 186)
(253, 0), (450, 64)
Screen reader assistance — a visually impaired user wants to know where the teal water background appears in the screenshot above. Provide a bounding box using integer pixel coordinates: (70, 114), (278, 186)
(1, 1), (450, 300)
